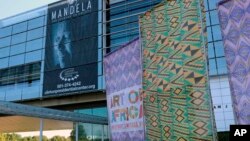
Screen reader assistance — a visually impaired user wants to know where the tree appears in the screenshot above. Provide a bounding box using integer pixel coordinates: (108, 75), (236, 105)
(70, 124), (88, 141)
(2, 133), (22, 141)
(50, 135), (68, 141)
(0, 133), (6, 141)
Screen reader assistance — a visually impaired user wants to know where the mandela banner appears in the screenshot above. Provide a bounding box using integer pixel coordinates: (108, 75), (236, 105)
(104, 38), (145, 141)
(43, 0), (98, 96)
(140, 0), (216, 140)
(218, 0), (250, 124)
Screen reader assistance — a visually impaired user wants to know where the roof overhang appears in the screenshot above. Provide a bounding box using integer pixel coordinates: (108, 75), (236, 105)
(0, 100), (108, 129)
(0, 115), (73, 132)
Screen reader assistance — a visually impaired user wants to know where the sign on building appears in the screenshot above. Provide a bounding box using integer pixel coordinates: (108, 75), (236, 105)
(43, 0), (98, 96)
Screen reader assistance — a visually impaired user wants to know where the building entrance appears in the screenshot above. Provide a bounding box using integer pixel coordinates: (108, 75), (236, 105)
(0, 101), (108, 141)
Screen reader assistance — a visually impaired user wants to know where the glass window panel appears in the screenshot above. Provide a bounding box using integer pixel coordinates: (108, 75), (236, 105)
(12, 22), (27, 34)
(0, 26), (12, 38)
(0, 36), (11, 48)
(27, 27), (44, 40)
(26, 38), (43, 52)
(0, 47), (10, 58)
(11, 32), (26, 45)
(109, 0), (162, 50)
(0, 87), (6, 100)
(25, 50), (42, 63)
(5, 85), (22, 101)
(103, 125), (109, 141)
(206, 12), (210, 26)
(208, 0), (217, 10)
(207, 26), (212, 42)
(212, 25), (222, 41)
(78, 109), (93, 115)
(22, 83), (40, 100)
(208, 43), (215, 58)
(214, 41), (224, 57)
(210, 10), (219, 25)
(222, 95), (232, 104)
(28, 16), (44, 30)
(204, 0), (208, 11)
(0, 69), (9, 85)
(209, 59), (217, 75)
(10, 43), (26, 56)
(8, 67), (17, 85)
(217, 57), (227, 74)
(0, 58), (9, 69)
(93, 124), (102, 141)
(81, 123), (93, 140)
(9, 54), (24, 67)
(93, 107), (108, 117)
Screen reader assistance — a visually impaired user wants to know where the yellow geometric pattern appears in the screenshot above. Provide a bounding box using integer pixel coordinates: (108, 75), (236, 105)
(140, 0), (216, 140)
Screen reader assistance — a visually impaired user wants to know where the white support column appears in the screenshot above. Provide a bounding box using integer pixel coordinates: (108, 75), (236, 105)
(40, 118), (43, 141)
(75, 122), (79, 141)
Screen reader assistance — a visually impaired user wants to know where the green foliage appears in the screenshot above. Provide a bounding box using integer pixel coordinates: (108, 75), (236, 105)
(0, 133), (71, 141)
(70, 124), (88, 141)
(50, 136), (69, 141)
(0, 133), (22, 141)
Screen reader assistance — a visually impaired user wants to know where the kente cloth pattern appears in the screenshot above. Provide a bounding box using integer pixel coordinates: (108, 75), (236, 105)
(218, 0), (250, 124)
(104, 38), (144, 141)
(104, 38), (142, 94)
(140, 0), (216, 140)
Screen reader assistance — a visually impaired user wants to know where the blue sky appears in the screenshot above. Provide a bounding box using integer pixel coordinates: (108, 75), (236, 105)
(0, 0), (60, 20)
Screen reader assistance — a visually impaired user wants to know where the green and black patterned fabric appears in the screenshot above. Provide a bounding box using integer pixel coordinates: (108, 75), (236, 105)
(139, 0), (217, 140)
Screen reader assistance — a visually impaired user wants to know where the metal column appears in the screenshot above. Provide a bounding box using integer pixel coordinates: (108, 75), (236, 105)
(40, 118), (43, 141)
(75, 122), (79, 141)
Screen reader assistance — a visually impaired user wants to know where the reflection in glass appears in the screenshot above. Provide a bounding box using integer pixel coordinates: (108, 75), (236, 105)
(209, 59), (217, 75)
(0, 47), (10, 58)
(10, 43), (26, 56)
(11, 32), (26, 45)
(27, 27), (44, 40)
(9, 54), (25, 67)
(28, 16), (44, 30)
(12, 22), (27, 34)
(0, 26), (12, 38)
(214, 41), (224, 57)
(0, 36), (11, 48)
(26, 38), (43, 52)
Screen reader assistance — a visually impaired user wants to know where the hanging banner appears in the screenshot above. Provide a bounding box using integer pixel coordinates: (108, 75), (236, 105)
(104, 38), (145, 141)
(218, 0), (250, 124)
(43, 0), (98, 96)
(140, 0), (216, 140)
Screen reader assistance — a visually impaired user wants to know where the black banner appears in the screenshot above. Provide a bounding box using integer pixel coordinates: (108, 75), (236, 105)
(43, 0), (98, 96)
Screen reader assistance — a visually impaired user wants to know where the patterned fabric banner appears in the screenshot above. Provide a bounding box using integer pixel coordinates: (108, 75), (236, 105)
(104, 38), (145, 141)
(140, 0), (216, 140)
(218, 0), (250, 124)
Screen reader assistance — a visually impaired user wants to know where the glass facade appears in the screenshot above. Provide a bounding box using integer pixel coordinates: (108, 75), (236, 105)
(0, 0), (234, 133)
(204, 0), (235, 131)
(75, 107), (109, 141)
(0, 13), (46, 100)
(0, 0), (104, 101)
(108, 0), (162, 51)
